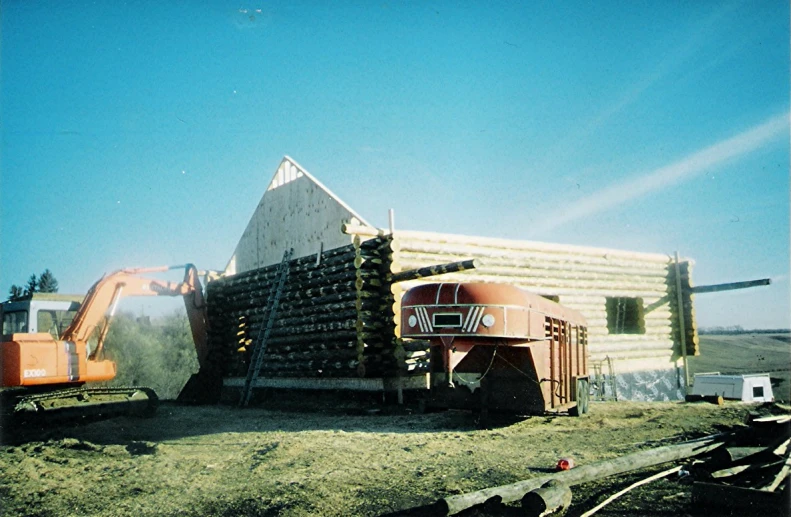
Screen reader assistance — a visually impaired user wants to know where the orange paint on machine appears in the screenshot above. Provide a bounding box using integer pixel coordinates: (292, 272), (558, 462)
(0, 264), (211, 420)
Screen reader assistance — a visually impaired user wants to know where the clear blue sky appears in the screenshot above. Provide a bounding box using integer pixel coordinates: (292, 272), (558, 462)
(2, 1), (789, 328)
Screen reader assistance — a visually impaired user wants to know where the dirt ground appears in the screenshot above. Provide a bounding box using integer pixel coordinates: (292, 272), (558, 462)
(1, 395), (783, 517)
(2, 333), (788, 517)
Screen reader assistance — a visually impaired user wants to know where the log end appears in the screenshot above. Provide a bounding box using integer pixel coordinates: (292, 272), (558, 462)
(521, 480), (572, 517)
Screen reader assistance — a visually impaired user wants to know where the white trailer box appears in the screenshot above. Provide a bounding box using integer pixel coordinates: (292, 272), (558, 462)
(691, 373), (774, 402)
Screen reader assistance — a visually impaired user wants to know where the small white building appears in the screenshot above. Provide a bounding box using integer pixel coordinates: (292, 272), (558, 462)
(692, 373), (774, 402)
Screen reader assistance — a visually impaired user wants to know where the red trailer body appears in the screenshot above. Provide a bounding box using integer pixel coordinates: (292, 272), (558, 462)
(401, 282), (589, 415)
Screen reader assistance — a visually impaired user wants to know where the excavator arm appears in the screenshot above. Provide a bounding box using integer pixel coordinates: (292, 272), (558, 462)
(61, 264), (209, 368)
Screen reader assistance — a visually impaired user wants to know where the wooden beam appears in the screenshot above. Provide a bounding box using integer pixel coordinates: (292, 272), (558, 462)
(390, 259), (479, 283)
(689, 278), (771, 294)
(431, 434), (724, 515)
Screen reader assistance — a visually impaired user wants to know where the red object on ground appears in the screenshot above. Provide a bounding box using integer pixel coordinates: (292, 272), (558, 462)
(556, 458), (575, 471)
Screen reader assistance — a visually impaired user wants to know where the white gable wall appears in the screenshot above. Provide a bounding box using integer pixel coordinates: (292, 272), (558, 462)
(226, 157), (371, 274)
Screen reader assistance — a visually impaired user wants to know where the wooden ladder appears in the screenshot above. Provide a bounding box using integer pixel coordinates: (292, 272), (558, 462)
(239, 248), (293, 407)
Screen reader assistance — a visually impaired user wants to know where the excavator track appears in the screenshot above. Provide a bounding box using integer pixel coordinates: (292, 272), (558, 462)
(1, 385), (158, 430)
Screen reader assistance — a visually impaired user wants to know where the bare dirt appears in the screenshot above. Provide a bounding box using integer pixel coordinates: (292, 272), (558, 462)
(1, 333), (788, 517)
(0, 397), (775, 517)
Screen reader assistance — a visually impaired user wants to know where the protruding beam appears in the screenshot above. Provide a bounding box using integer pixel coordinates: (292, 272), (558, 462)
(689, 278), (771, 294)
(390, 259), (479, 283)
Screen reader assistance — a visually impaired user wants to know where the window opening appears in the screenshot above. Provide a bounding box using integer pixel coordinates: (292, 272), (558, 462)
(605, 297), (645, 335)
(2, 311), (28, 334)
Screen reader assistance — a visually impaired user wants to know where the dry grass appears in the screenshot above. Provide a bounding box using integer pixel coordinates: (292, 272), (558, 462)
(0, 399), (757, 517)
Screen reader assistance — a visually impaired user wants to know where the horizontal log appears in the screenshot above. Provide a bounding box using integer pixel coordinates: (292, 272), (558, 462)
(343, 223), (675, 263)
(433, 434), (724, 515)
(264, 341), (358, 353)
(396, 277), (670, 299)
(396, 251), (670, 279)
(391, 259), (479, 283)
(394, 266), (669, 292)
(522, 480), (572, 517)
(261, 358), (361, 371)
(588, 349), (677, 362)
(264, 348), (360, 362)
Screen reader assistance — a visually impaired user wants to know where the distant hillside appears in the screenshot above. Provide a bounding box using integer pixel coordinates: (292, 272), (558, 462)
(688, 333), (791, 402)
(699, 327), (791, 335)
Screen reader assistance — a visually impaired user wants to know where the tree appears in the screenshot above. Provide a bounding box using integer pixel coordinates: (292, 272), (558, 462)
(38, 269), (59, 293)
(8, 285), (25, 302)
(5, 270), (60, 302)
(102, 311), (199, 400)
(24, 275), (39, 297)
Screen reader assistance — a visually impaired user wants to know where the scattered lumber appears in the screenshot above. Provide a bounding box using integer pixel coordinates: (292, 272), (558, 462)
(397, 409), (790, 516)
(577, 465), (681, 517)
(432, 433), (724, 515)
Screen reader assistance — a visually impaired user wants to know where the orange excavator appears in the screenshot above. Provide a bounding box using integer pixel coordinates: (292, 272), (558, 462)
(0, 264), (210, 425)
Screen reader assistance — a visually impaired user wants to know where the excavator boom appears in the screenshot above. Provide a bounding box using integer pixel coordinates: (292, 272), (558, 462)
(0, 264), (211, 430)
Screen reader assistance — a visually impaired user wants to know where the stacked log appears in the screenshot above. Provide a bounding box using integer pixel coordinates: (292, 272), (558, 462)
(205, 237), (397, 379)
(342, 223), (695, 370)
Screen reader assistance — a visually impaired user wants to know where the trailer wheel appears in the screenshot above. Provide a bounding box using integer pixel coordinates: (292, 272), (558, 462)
(570, 378), (590, 417)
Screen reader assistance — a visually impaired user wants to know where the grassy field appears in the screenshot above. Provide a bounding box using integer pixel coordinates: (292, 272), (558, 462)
(688, 333), (791, 402)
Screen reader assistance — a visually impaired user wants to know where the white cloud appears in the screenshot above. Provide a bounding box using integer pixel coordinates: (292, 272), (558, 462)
(539, 112), (789, 231)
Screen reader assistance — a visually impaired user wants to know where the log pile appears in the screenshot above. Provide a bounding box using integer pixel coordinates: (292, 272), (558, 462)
(690, 412), (791, 515)
(205, 236), (398, 379)
(391, 407), (790, 516)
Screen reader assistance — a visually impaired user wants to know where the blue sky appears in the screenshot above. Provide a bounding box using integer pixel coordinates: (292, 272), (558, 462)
(2, 1), (788, 328)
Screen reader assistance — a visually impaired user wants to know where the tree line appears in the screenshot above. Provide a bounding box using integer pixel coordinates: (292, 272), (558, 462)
(101, 311), (200, 400)
(7, 269), (59, 301)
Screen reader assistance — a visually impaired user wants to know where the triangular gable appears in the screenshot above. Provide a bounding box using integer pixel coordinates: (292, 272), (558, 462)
(226, 157), (373, 275)
(268, 156), (371, 225)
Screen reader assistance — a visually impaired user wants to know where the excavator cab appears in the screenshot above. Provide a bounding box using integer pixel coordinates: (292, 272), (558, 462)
(1, 294), (83, 339)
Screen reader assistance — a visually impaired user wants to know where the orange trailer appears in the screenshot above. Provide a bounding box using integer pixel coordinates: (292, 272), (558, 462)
(401, 282), (589, 416)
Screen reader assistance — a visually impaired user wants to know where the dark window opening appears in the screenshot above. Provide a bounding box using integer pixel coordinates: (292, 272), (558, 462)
(753, 386), (764, 398)
(606, 297), (645, 335)
(2, 311), (28, 334)
(433, 313), (462, 328)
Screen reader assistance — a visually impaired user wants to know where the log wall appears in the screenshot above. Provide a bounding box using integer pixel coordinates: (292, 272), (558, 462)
(342, 223), (698, 400)
(214, 157), (698, 400)
(207, 237), (401, 379)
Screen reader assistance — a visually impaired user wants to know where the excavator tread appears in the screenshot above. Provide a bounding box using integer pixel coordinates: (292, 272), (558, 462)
(1, 385), (159, 431)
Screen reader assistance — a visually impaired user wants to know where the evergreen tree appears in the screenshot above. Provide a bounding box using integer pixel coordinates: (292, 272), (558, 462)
(8, 285), (25, 301)
(38, 269), (59, 293)
(24, 275), (38, 297)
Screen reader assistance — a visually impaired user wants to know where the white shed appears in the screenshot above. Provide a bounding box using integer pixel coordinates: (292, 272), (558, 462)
(692, 373), (774, 402)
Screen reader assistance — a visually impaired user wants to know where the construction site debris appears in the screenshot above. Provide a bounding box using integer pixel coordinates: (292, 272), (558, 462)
(395, 404), (789, 516)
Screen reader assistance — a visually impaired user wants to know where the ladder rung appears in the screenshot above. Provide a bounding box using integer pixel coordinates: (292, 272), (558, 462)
(240, 248), (293, 406)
